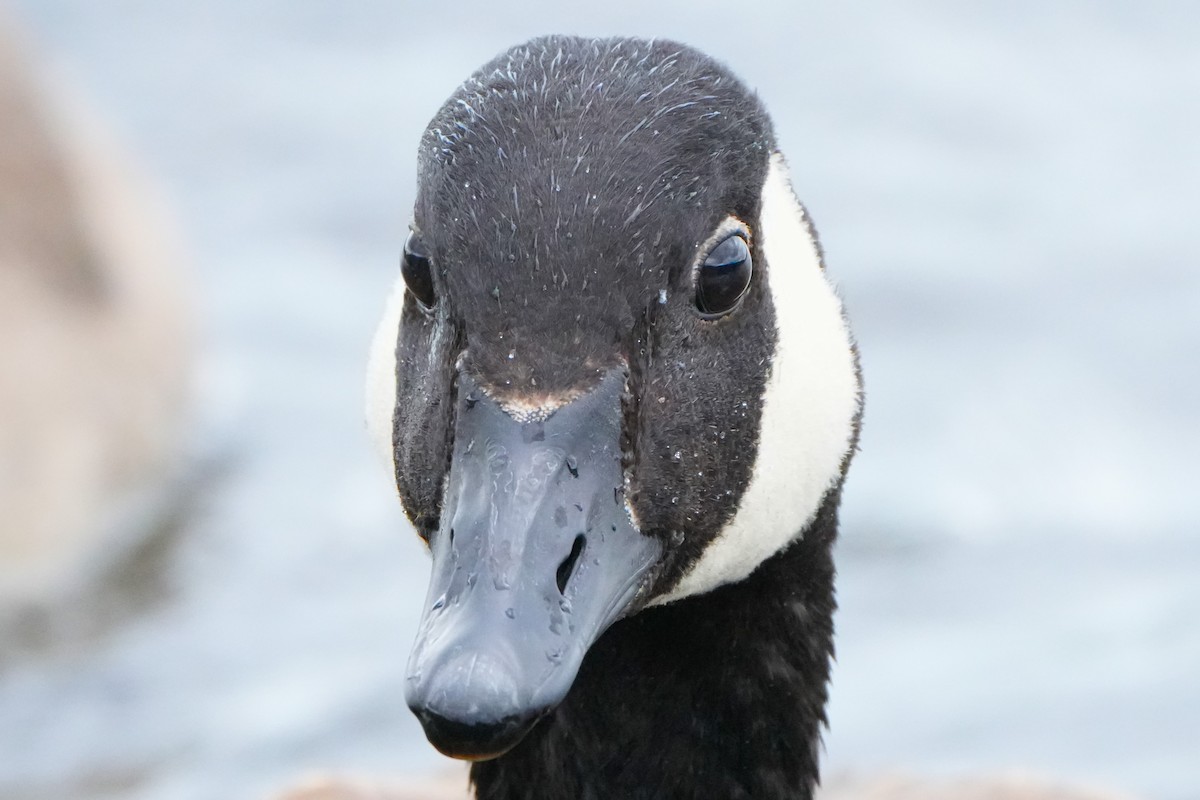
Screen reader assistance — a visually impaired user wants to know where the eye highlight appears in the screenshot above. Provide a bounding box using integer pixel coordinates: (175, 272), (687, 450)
(402, 231), (436, 310)
(695, 234), (752, 317)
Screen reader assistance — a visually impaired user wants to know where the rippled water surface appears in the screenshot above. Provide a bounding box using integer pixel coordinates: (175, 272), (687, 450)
(2, 3), (1197, 799)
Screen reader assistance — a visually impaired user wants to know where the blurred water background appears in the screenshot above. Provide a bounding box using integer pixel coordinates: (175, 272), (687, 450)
(0, 2), (1196, 799)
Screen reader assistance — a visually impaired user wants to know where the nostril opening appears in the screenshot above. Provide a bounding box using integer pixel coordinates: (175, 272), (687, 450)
(556, 534), (586, 594)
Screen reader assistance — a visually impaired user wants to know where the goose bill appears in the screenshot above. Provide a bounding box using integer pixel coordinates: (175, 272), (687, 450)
(404, 368), (662, 760)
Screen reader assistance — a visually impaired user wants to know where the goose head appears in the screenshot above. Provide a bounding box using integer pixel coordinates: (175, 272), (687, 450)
(366, 35), (861, 762)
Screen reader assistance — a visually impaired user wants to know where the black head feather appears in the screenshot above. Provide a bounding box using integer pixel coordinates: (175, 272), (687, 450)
(396, 37), (780, 588)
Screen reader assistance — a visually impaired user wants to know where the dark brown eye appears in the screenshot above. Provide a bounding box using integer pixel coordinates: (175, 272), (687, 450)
(696, 234), (752, 317)
(402, 231), (436, 310)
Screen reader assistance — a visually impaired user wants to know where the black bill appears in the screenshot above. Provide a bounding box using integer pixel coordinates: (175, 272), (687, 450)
(405, 368), (662, 760)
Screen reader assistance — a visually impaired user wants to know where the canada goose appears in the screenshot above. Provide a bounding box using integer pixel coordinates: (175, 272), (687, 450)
(365, 34), (859, 799)
(273, 33), (1144, 800)
(0, 13), (189, 610)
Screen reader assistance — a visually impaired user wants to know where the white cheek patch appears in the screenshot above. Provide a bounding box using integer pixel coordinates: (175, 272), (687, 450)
(654, 152), (861, 605)
(365, 275), (407, 473)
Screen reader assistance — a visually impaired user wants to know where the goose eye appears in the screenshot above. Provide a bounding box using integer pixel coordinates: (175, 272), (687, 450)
(696, 234), (752, 316)
(402, 232), (436, 309)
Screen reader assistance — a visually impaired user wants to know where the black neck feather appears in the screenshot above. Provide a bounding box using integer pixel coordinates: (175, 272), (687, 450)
(470, 486), (842, 800)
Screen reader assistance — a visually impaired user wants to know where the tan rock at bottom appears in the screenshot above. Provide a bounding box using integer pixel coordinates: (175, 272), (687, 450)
(272, 770), (1139, 800)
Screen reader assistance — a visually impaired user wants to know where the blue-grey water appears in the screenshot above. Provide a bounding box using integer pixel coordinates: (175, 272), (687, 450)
(1, 2), (1197, 799)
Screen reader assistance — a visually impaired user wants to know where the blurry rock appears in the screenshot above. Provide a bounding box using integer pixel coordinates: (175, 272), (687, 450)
(273, 772), (470, 800)
(819, 772), (1140, 800)
(0, 10), (190, 609)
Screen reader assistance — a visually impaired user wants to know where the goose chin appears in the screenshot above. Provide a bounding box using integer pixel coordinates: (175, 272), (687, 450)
(404, 368), (662, 760)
